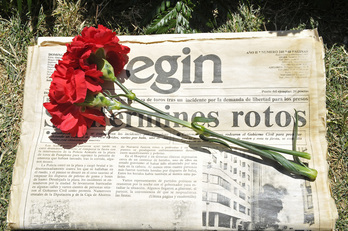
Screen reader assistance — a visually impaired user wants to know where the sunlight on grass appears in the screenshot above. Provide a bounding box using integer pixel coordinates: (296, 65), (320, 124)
(325, 44), (348, 229)
(0, 17), (26, 231)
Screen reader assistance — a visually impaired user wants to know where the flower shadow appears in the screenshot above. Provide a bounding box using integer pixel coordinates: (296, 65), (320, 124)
(47, 125), (107, 149)
(107, 111), (308, 180)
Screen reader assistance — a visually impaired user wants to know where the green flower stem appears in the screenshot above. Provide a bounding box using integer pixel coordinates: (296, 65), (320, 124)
(100, 58), (184, 116)
(109, 79), (311, 160)
(227, 138), (311, 160)
(199, 127), (318, 181)
(107, 98), (317, 181)
(112, 77), (169, 115)
(108, 100), (192, 128)
(261, 149), (318, 181)
(112, 76), (136, 100)
(99, 59), (317, 180)
(133, 97), (168, 115)
(292, 110), (307, 166)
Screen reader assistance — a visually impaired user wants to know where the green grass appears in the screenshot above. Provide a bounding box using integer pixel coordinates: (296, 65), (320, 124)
(0, 0), (347, 230)
(326, 44), (348, 229)
(0, 16), (30, 230)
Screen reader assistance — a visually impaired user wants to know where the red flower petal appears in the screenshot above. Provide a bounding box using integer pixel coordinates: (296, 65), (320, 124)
(85, 79), (102, 92)
(71, 69), (87, 103)
(85, 68), (103, 79)
(60, 113), (79, 131)
(82, 108), (106, 126)
(76, 120), (88, 137)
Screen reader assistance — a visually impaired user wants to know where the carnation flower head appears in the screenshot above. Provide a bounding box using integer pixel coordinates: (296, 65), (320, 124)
(44, 100), (106, 138)
(66, 25), (130, 76)
(44, 25), (130, 137)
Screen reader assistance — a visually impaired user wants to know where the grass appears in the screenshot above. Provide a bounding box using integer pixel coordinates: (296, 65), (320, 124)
(0, 16), (29, 230)
(326, 44), (348, 229)
(0, 0), (347, 230)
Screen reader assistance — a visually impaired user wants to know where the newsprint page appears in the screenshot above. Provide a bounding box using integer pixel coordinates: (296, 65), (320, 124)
(8, 30), (337, 230)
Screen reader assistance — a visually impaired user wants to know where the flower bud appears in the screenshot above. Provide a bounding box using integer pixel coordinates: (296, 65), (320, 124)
(100, 59), (117, 82)
(75, 92), (112, 107)
(87, 48), (116, 81)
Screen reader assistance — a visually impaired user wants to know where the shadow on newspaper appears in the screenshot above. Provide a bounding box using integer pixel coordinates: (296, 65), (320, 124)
(47, 110), (309, 181)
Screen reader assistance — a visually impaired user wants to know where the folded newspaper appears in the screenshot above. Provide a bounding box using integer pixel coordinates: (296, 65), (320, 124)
(8, 30), (337, 230)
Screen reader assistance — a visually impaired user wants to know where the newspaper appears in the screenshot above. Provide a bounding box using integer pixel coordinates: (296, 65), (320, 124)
(8, 30), (337, 230)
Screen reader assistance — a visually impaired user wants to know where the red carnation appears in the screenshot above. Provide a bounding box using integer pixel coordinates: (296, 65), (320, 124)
(67, 25), (130, 75)
(49, 61), (104, 102)
(44, 25), (130, 137)
(44, 100), (106, 138)
(48, 64), (86, 104)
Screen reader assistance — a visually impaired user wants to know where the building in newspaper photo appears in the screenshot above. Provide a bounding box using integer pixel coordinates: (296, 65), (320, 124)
(250, 158), (315, 230)
(301, 180), (315, 225)
(201, 150), (253, 230)
(201, 149), (315, 230)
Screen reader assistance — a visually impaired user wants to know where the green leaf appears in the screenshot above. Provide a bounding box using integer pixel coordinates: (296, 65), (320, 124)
(17, 0), (22, 14)
(145, 1), (193, 34)
(292, 109), (307, 167)
(199, 134), (231, 149)
(292, 109), (299, 151)
(192, 117), (216, 123)
(161, 0), (166, 11)
(27, 0), (32, 14)
(176, 1), (182, 11)
(146, 6), (178, 34)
